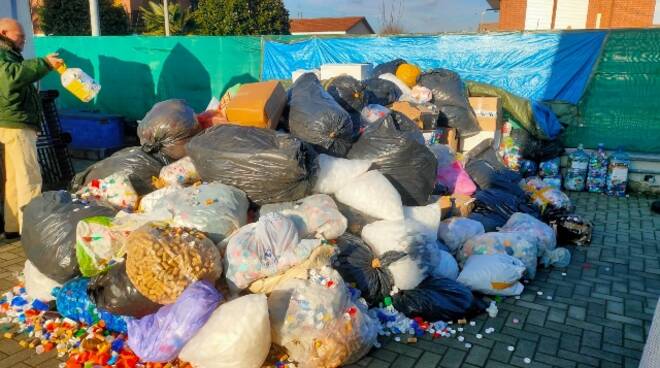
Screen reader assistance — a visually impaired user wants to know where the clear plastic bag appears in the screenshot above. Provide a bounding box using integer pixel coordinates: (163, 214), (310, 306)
(335, 170), (404, 221)
(145, 182), (249, 243)
(500, 212), (557, 256)
(457, 254), (525, 296)
(138, 185), (181, 213)
(23, 260), (61, 302)
(521, 177), (573, 214)
(179, 294), (270, 368)
(127, 281), (222, 363)
(268, 267), (379, 368)
(403, 203), (441, 241)
(541, 247), (571, 268)
(276, 194), (348, 240)
(76, 171), (139, 211)
(362, 219), (429, 255)
(538, 157), (561, 178)
(76, 216), (125, 277)
(360, 104), (391, 126)
(225, 213), (320, 290)
(313, 154), (372, 195)
(413, 243), (459, 280)
(460, 232), (539, 279)
(138, 99), (202, 163)
(126, 224), (222, 304)
(437, 218), (485, 253)
(157, 156), (201, 188)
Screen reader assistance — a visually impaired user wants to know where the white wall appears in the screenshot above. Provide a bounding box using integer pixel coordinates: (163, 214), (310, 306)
(554, 0), (589, 30)
(0, 0), (36, 58)
(524, 0), (554, 30)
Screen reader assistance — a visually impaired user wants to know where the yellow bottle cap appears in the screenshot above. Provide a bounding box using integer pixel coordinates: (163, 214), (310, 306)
(55, 64), (67, 74)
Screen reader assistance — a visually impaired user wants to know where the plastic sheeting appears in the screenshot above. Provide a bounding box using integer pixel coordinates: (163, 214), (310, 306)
(263, 32), (606, 104)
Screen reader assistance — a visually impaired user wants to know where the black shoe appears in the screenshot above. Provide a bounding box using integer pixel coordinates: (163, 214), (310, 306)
(0, 232), (20, 241)
(652, 200), (660, 215)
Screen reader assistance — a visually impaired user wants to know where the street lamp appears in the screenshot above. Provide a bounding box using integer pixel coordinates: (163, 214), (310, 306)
(89, 0), (100, 36)
(163, 0), (171, 36)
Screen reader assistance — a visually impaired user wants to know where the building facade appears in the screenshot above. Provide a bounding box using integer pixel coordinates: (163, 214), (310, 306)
(289, 17), (375, 35)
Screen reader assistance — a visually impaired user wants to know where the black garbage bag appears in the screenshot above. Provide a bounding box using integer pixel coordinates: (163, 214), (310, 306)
(333, 233), (405, 305)
(187, 125), (319, 205)
(348, 112), (437, 206)
(137, 99), (202, 164)
(288, 73), (354, 157)
(391, 276), (475, 322)
(364, 78), (402, 106)
(469, 188), (540, 231)
(465, 159), (525, 197)
(510, 128), (564, 161)
(463, 138), (506, 170)
(324, 75), (366, 114)
(70, 147), (163, 196)
(88, 262), (162, 318)
(21, 191), (117, 283)
(373, 59), (407, 77)
(418, 69), (480, 137)
(334, 200), (379, 236)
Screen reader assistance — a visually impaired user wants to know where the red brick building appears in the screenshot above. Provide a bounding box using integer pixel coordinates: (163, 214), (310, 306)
(489, 0), (658, 30)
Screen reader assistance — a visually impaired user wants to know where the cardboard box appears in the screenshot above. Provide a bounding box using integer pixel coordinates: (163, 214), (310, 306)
(460, 131), (496, 153)
(439, 194), (476, 219)
(320, 63), (373, 81)
(391, 101), (438, 130)
(469, 97), (501, 132)
(423, 127), (458, 152)
(225, 81), (287, 129)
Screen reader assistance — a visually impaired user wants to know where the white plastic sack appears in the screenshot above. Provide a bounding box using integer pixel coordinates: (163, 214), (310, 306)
(421, 244), (459, 280)
(500, 212), (557, 256)
(313, 154), (372, 194)
(388, 256), (427, 291)
(158, 156), (201, 187)
(278, 194), (348, 240)
(404, 204), (441, 241)
(437, 218), (485, 253)
(335, 170), (404, 221)
(379, 73), (412, 96)
(138, 185), (181, 213)
(225, 213), (320, 290)
(457, 254), (525, 296)
(23, 260), (61, 302)
(460, 232), (539, 279)
(362, 219), (428, 255)
(76, 171), (139, 211)
(179, 294), (270, 368)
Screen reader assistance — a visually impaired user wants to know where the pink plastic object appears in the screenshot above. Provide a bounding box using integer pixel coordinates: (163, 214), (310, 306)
(436, 161), (476, 196)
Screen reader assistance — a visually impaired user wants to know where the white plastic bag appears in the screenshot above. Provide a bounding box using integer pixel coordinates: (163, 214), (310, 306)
(437, 218), (485, 253)
(500, 212), (557, 256)
(225, 213), (320, 290)
(404, 203), (441, 241)
(278, 194), (348, 240)
(388, 256), (427, 291)
(23, 260), (61, 302)
(460, 232), (539, 279)
(335, 170), (404, 221)
(421, 244), (459, 280)
(179, 294), (270, 368)
(379, 73), (412, 96)
(138, 185), (181, 213)
(360, 104), (391, 126)
(313, 154), (372, 194)
(76, 171), (139, 211)
(158, 156), (201, 187)
(362, 219), (428, 255)
(457, 254), (525, 296)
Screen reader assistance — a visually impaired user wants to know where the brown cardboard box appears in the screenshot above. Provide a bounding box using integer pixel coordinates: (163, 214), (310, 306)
(225, 81), (287, 129)
(459, 131), (496, 153)
(422, 127), (458, 152)
(468, 97), (501, 132)
(391, 101), (439, 130)
(439, 194), (476, 219)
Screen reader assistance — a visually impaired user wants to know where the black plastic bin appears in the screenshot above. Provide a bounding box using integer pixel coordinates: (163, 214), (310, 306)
(37, 90), (75, 191)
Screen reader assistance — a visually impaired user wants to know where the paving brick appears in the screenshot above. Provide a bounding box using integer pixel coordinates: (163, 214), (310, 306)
(367, 359), (391, 368)
(603, 327), (623, 345)
(568, 305), (586, 320)
(580, 346), (623, 364)
(581, 330), (602, 349)
(438, 348), (465, 368)
(533, 352), (577, 368)
(623, 324), (645, 342)
(414, 352), (442, 368)
(464, 345), (490, 367)
(547, 308), (566, 323)
(391, 355), (416, 368)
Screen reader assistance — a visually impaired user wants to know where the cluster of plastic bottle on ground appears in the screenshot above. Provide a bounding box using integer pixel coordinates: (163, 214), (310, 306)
(1, 60), (600, 368)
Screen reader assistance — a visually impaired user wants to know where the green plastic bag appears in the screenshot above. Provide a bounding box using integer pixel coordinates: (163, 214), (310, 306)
(76, 216), (125, 277)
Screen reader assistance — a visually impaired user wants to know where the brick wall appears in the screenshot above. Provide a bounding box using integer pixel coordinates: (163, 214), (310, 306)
(499, 0), (527, 30)
(586, 0), (656, 28)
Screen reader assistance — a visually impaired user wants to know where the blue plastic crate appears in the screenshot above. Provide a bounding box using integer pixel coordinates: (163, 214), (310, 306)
(59, 111), (125, 150)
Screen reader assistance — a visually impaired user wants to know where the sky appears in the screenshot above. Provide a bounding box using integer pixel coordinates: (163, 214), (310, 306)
(283, 0), (499, 33)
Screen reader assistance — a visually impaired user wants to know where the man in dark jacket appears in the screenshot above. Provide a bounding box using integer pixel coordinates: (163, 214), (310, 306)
(0, 18), (62, 240)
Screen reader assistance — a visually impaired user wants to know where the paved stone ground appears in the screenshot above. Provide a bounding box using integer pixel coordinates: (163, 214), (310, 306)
(0, 192), (658, 368)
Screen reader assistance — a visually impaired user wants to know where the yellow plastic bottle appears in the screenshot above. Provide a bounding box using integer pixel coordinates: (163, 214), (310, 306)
(56, 64), (101, 102)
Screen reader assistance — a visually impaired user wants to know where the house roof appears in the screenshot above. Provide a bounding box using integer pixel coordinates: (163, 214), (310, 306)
(289, 17), (375, 33)
(487, 0), (500, 10)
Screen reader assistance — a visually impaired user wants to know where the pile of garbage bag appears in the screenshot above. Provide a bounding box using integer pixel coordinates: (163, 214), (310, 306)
(12, 61), (596, 368)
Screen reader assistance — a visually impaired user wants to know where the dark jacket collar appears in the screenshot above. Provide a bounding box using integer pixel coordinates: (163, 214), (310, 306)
(0, 36), (23, 58)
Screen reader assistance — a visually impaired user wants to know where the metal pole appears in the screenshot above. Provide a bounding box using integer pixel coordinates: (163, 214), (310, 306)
(163, 0), (171, 36)
(89, 0), (100, 36)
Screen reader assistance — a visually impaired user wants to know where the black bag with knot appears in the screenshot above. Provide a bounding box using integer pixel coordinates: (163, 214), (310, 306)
(418, 69), (481, 137)
(333, 233), (405, 306)
(70, 147), (163, 196)
(510, 128), (564, 161)
(186, 124), (319, 205)
(138, 99), (202, 164)
(21, 191), (117, 283)
(288, 73), (354, 157)
(364, 78), (402, 106)
(391, 276), (478, 322)
(373, 59), (407, 77)
(324, 75), (366, 114)
(348, 111), (437, 206)
(88, 262), (162, 318)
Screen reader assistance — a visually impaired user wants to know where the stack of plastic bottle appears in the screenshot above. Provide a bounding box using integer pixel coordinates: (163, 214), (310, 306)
(587, 144), (608, 193)
(606, 147), (630, 197)
(564, 144), (589, 191)
(538, 158), (562, 189)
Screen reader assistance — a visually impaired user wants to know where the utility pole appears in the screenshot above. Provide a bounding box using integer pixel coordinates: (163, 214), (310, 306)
(89, 0), (100, 36)
(163, 0), (171, 36)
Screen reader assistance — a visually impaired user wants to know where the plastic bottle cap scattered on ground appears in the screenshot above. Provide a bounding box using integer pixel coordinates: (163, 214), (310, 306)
(546, 296), (553, 300)
(513, 318), (520, 324)
(562, 272), (567, 276)
(465, 343), (472, 349)
(476, 334), (483, 339)
(469, 321), (476, 326)
(508, 346), (515, 352)
(537, 291), (543, 295)
(457, 336), (464, 342)
(524, 357), (532, 364)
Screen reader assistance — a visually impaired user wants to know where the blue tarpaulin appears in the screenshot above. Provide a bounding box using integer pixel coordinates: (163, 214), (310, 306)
(263, 32), (606, 104)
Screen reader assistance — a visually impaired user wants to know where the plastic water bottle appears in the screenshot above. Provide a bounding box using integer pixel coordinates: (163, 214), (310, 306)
(606, 147), (630, 197)
(586, 143), (608, 193)
(56, 64), (101, 102)
(565, 144), (589, 191)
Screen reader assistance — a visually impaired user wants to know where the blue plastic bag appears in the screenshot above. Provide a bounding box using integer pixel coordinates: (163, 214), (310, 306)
(54, 277), (128, 333)
(127, 281), (222, 363)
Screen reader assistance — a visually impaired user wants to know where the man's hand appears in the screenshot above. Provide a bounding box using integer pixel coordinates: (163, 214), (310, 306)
(44, 53), (64, 69)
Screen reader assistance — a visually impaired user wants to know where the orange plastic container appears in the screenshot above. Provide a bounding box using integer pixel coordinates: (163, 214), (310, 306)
(225, 81), (287, 129)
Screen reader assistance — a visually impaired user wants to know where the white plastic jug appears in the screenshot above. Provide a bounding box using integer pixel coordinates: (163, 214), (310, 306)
(56, 64), (100, 102)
